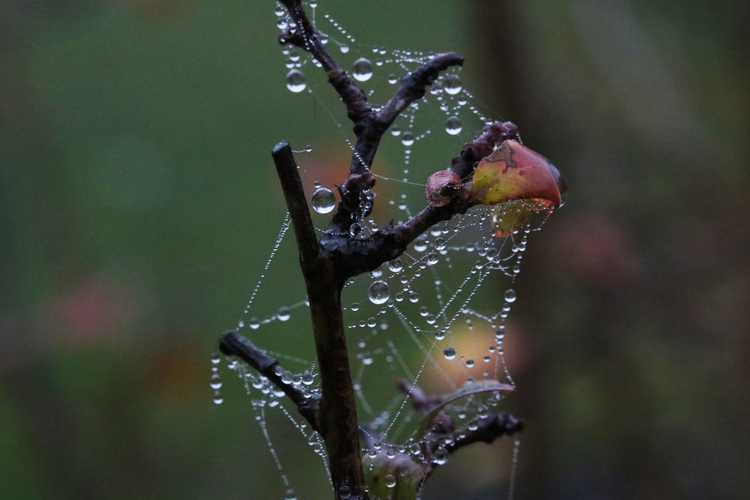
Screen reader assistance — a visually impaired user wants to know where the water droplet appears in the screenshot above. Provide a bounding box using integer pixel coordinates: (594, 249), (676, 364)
(385, 475), (396, 488)
(286, 69), (307, 93)
(427, 252), (439, 265)
(443, 347), (456, 360)
(388, 74), (398, 84)
(351, 302), (360, 312)
(388, 259), (403, 272)
(435, 328), (445, 340)
(338, 485), (351, 498)
(444, 74), (462, 95)
(386, 447), (396, 458)
(468, 420), (478, 431)
(391, 125), (401, 137)
(409, 291), (419, 303)
(426, 314), (436, 325)
(277, 306), (291, 321)
(340, 44), (350, 53)
(211, 353), (221, 365)
(213, 390), (223, 404)
(249, 317), (260, 329)
(419, 306), (429, 317)
(275, 6), (285, 16)
(368, 280), (390, 305)
(349, 223), (362, 238)
(433, 447), (448, 465)
(352, 58), (373, 81)
(311, 187), (336, 214)
(210, 373), (222, 389)
(445, 116), (462, 135)
(504, 289), (517, 303)
(484, 355), (491, 363)
(401, 132), (415, 146)
(302, 372), (314, 385)
(466, 359), (475, 367)
(285, 489), (297, 500)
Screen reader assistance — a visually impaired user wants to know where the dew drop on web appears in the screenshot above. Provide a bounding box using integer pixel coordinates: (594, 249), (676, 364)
(368, 280), (390, 304)
(401, 132), (414, 146)
(352, 57), (373, 81)
(443, 347), (456, 360)
(443, 74), (462, 94)
(504, 289), (517, 303)
(277, 306), (291, 321)
(286, 69), (307, 93)
(311, 187), (336, 214)
(445, 116), (462, 135)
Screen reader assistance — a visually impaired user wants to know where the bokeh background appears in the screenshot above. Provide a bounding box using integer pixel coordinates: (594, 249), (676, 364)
(1, 0), (748, 499)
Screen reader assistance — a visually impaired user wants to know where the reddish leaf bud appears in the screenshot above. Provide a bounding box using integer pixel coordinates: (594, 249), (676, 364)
(425, 170), (462, 207)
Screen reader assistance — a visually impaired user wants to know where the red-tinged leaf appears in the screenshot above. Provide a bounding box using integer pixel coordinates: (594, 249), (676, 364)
(471, 140), (563, 207)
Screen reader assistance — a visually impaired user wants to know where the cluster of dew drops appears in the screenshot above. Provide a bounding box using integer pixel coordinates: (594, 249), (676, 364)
(208, 4), (540, 498)
(276, 0), (475, 146)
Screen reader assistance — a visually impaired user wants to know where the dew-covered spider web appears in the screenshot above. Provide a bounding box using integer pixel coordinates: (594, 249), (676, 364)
(209, 3), (554, 499)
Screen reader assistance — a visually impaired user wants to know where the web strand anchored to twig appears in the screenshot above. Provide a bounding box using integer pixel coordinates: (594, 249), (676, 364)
(212, 2), (564, 499)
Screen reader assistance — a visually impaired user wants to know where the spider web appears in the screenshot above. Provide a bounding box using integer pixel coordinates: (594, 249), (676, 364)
(210, 3), (551, 499)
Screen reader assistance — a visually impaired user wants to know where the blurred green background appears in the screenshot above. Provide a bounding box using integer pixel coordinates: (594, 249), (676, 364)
(1, 0), (748, 499)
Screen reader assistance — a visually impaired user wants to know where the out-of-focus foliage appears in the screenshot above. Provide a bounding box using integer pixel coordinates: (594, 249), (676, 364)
(0, 0), (747, 499)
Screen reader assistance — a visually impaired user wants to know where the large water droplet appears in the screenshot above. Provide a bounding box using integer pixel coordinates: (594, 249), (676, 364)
(444, 74), (462, 95)
(340, 44), (350, 54)
(443, 347), (456, 360)
(311, 187), (336, 214)
(352, 58), (373, 81)
(445, 116), (462, 135)
(504, 289), (517, 303)
(338, 485), (351, 499)
(386, 259), (402, 273)
(414, 238), (427, 252)
(285, 489), (297, 500)
(388, 74), (398, 84)
(277, 306), (291, 321)
(391, 125), (401, 136)
(286, 69), (307, 93)
(213, 390), (223, 404)
(385, 475), (396, 488)
(210, 373), (222, 389)
(433, 447), (448, 465)
(401, 132), (415, 146)
(368, 280), (390, 305)
(349, 223), (362, 238)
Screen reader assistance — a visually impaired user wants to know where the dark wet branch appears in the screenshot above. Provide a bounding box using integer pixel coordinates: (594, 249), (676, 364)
(349, 52), (465, 175)
(443, 412), (524, 454)
(279, 0), (372, 129)
(272, 141), (321, 265)
(219, 330), (321, 432)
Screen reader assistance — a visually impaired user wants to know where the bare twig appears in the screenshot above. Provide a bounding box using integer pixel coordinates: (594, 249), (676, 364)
(219, 330), (320, 431)
(223, 3), (528, 499)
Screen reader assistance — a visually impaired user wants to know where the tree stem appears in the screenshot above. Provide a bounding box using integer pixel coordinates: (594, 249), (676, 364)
(272, 142), (368, 500)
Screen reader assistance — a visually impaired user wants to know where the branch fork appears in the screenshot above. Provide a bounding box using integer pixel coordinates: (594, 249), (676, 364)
(219, 2), (524, 499)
